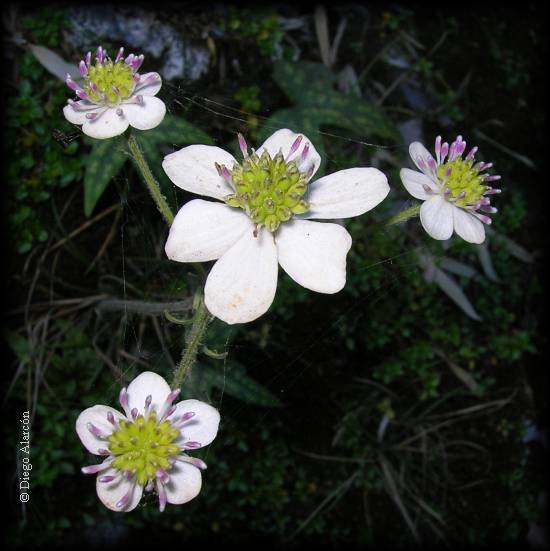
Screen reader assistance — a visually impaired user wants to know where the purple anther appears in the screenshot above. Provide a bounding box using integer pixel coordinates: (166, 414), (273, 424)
(115, 47), (125, 63)
(96, 46), (104, 63)
(157, 480), (167, 512)
(144, 395), (152, 411)
(124, 470), (134, 480)
(481, 205), (498, 214)
(131, 407), (138, 419)
(456, 140), (466, 157)
(466, 146), (478, 160)
(435, 135), (442, 156)
(449, 141), (457, 161)
(484, 188), (502, 195)
(184, 441), (201, 449)
(476, 214), (492, 225)
(145, 73), (158, 84)
(81, 460), (112, 474)
(107, 411), (117, 426)
(479, 197), (491, 206)
(132, 54), (145, 71)
(238, 133), (248, 157)
(66, 75), (79, 91)
(301, 143), (310, 162)
(165, 405), (177, 419)
(125, 53), (135, 66)
(89, 82), (98, 93)
(156, 469), (170, 483)
(485, 175), (501, 182)
(79, 61), (88, 77)
(417, 157), (426, 170)
(145, 480), (154, 492)
(85, 51), (92, 66)
(180, 411), (196, 422)
(116, 491), (131, 509)
(98, 475), (117, 483)
(179, 456), (207, 470)
(76, 90), (89, 100)
(289, 135), (303, 156)
(441, 142), (449, 162)
(427, 157), (437, 170)
(119, 387), (129, 408)
(445, 167), (452, 179)
(97, 448), (111, 456)
(87, 422), (104, 438)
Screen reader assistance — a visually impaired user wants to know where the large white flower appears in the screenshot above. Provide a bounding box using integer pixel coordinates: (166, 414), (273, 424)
(63, 46), (166, 140)
(163, 129), (389, 324)
(400, 135), (502, 244)
(76, 371), (220, 512)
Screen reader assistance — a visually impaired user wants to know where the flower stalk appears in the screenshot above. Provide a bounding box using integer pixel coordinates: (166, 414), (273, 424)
(171, 293), (213, 390)
(383, 204), (421, 226)
(127, 134), (174, 225)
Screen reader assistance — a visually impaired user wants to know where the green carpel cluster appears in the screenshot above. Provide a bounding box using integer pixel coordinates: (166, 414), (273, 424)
(437, 158), (485, 207)
(86, 62), (135, 104)
(224, 150), (310, 232)
(108, 412), (180, 486)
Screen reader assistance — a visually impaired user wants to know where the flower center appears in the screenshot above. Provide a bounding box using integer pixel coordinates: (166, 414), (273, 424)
(108, 411), (180, 486)
(85, 61), (135, 105)
(437, 158), (485, 207)
(224, 150), (310, 232)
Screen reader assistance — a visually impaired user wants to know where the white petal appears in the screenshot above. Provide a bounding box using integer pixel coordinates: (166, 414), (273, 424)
(164, 461), (202, 505)
(122, 96), (166, 130)
(172, 399), (220, 448)
(453, 207), (486, 244)
(409, 141), (436, 173)
(62, 101), (100, 125)
(76, 405), (125, 454)
(400, 168), (439, 200)
(165, 199), (252, 262)
(126, 371), (171, 415)
(419, 195), (454, 240)
(276, 220), (351, 293)
(256, 128), (321, 178)
(204, 228), (278, 324)
(81, 107), (129, 139)
(302, 167), (389, 219)
(162, 145), (236, 200)
(96, 468), (143, 512)
(134, 72), (162, 97)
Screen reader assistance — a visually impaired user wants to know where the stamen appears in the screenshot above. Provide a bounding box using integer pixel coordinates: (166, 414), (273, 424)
(440, 142), (449, 163)
(85, 51), (92, 66)
(87, 422), (106, 438)
(288, 135), (303, 157)
(107, 412), (117, 426)
(238, 133), (248, 157)
(156, 479), (167, 513)
(183, 441), (201, 449)
(177, 456), (207, 470)
(81, 459), (113, 474)
(466, 146), (478, 160)
(79, 61), (88, 77)
(98, 474), (118, 483)
(301, 143), (310, 162)
(115, 47), (124, 63)
(435, 135), (442, 164)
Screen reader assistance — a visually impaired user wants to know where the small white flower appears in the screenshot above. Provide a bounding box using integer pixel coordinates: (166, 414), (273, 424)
(63, 46), (166, 139)
(76, 371), (220, 512)
(400, 135), (502, 244)
(163, 128), (389, 324)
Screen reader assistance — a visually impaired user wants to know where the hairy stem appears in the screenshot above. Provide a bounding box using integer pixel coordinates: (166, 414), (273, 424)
(383, 204), (421, 226)
(171, 294), (212, 390)
(127, 134), (174, 225)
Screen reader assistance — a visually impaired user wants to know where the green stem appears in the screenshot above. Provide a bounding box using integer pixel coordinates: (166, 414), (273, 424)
(383, 204), (421, 226)
(127, 134), (174, 225)
(171, 293), (212, 390)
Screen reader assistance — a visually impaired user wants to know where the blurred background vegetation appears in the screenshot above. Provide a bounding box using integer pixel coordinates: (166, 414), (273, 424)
(3, 3), (547, 548)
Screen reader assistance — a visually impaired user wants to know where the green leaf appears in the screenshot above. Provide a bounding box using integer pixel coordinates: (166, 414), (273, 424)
(82, 115), (213, 216)
(259, 61), (399, 175)
(185, 362), (283, 408)
(83, 136), (126, 216)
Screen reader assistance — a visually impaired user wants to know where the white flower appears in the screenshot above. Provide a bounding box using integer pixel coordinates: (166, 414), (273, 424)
(162, 128), (389, 324)
(400, 135), (502, 244)
(76, 371), (220, 512)
(63, 46), (166, 140)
